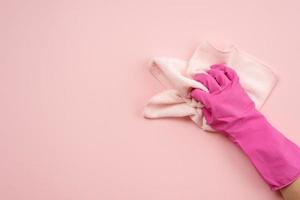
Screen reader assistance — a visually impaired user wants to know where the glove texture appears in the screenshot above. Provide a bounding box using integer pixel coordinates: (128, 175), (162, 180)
(191, 64), (300, 190)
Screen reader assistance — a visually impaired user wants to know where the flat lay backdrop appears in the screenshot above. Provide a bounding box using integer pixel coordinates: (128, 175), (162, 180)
(1, 0), (300, 199)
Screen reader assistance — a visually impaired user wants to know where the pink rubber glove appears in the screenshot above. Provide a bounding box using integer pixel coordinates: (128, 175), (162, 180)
(191, 64), (300, 190)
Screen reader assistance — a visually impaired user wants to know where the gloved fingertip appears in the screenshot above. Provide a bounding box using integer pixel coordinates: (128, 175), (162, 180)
(207, 68), (231, 86)
(211, 63), (227, 70)
(190, 88), (209, 105)
(192, 73), (206, 82)
(190, 88), (200, 98)
(224, 66), (239, 81)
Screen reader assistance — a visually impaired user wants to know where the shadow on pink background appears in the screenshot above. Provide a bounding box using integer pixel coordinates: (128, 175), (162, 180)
(1, 0), (300, 199)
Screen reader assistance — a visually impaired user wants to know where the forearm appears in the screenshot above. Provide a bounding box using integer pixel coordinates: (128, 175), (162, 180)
(224, 110), (300, 190)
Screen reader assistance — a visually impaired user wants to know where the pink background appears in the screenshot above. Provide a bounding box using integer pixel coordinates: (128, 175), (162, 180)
(1, 0), (300, 199)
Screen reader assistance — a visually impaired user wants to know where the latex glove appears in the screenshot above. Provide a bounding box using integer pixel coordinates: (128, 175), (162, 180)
(191, 64), (300, 190)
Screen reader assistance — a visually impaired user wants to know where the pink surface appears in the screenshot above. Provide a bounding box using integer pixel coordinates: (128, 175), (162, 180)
(1, 0), (300, 199)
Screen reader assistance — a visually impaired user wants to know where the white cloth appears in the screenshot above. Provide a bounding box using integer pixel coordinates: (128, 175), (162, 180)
(143, 41), (278, 131)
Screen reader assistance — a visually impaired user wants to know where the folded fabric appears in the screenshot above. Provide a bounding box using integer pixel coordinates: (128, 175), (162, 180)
(143, 41), (278, 131)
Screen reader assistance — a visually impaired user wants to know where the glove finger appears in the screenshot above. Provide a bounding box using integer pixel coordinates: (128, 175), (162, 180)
(193, 73), (221, 93)
(207, 68), (231, 87)
(211, 64), (239, 82)
(211, 63), (227, 70)
(190, 88), (210, 107)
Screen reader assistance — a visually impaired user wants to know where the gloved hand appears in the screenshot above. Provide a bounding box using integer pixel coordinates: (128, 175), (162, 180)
(191, 64), (300, 190)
